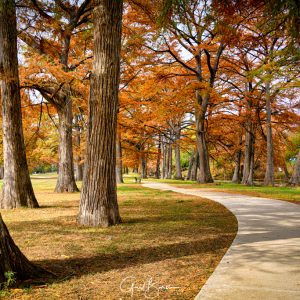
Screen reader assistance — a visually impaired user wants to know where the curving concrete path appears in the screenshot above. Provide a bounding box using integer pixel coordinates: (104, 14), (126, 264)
(142, 182), (300, 300)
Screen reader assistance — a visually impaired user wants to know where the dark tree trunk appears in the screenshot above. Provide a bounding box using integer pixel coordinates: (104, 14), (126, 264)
(232, 150), (242, 183)
(290, 150), (300, 186)
(0, 166), (4, 180)
(264, 80), (274, 186)
(55, 99), (79, 192)
(195, 93), (214, 183)
(162, 142), (167, 179)
(174, 126), (183, 179)
(283, 162), (289, 183)
(155, 135), (161, 179)
(232, 134), (243, 183)
(78, 0), (123, 227)
(0, 0), (39, 209)
(74, 115), (83, 181)
(116, 133), (124, 183)
(140, 151), (147, 179)
(166, 143), (172, 179)
(0, 214), (48, 282)
(187, 151), (195, 180)
(242, 122), (255, 185)
(249, 147), (255, 184)
(191, 152), (199, 181)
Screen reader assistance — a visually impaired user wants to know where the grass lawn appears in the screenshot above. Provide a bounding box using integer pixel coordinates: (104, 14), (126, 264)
(0, 177), (237, 299)
(142, 178), (300, 203)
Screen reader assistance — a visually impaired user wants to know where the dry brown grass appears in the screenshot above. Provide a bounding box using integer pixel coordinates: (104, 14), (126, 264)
(0, 182), (237, 299)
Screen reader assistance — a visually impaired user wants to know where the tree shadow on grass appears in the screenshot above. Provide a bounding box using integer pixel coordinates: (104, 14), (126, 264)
(32, 235), (232, 284)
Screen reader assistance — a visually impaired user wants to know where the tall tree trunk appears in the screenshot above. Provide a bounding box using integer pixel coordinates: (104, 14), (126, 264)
(166, 143), (172, 179)
(264, 80), (274, 186)
(242, 122), (255, 185)
(0, 0), (39, 209)
(187, 151), (195, 180)
(191, 152), (199, 181)
(232, 134), (243, 183)
(74, 114), (83, 181)
(195, 94), (214, 183)
(0, 166), (4, 179)
(283, 161), (289, 183)
(290, 150), (300, 186)
(78, 0), (123, 227)
(116, 133), (124, 184)
(55, 99), (79, 192)
(232, 150), (242, 183)
(155, 135), (161, 179)
(140, 150), (147, 179)
(174, 126), (182, 179)
(162, 141), (167, 179)
(0, 214), (48, 282)
(249, 145), (255, 184)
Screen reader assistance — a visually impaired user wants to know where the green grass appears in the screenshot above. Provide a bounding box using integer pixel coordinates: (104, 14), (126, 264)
(143, 178), (300, 203)
(0, 176), (237, 299)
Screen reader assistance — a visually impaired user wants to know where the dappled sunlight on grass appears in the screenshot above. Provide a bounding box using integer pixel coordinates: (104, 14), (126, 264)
(0, 179), (237, 299)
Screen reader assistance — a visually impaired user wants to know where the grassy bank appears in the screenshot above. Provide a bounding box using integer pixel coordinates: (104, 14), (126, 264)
(0, 178), (237, 299)
(140, 178), (300, 203)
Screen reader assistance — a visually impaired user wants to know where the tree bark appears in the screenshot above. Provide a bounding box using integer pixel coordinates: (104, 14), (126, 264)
(290, 150), (300, 186)
(264, 79), (274, 186)
(155, 135), (161, 179)
(174, 126), (183, 179)
(166, 143), (172, 179)
(0, 166), (4, 180)
(55, 99), (79, 192)
(242, 121), (255, 185)
(74, 114), (83, 181)
(116, 133), (124, 183)
(232, 150), (242, 183)
(187, 151), (195, 180)
(140, 151), (147, 179)
(283, 162), (289, 183)
(162, 141), (167, 179)
(195, 110), (213, 182)
(232, 134), (243, 183)
(0, 214), (49, 282)
(0, 0), (39, 209)
(195, 93), (214, 183)
(191, 152), (199, 181)
(78, 0), (123, 227)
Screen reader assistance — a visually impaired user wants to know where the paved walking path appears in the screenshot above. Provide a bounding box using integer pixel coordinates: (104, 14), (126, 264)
(142, 182), (300, 300)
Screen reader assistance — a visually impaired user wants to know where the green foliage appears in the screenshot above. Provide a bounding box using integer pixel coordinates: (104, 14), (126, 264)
(4, 272), (16, 287)
(286, 132), (300, 161)
(0, 271), (16, 291)
(266, 0), (300, 40)
(158, 0), (189, 26)
(180, 151), (191, 169)
(32, 164), (57, 174)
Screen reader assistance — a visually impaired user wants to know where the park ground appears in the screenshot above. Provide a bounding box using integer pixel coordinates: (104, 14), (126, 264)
(0, 175), (237, 300)
(142, 178), (300, 203)
(0, 174), (298, 299)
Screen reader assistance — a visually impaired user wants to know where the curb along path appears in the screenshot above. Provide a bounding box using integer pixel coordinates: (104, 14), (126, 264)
(142, 182), (300, 300)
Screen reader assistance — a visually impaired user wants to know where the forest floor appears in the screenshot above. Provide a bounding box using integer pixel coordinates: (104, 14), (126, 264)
(0, 177), (237, 300)
(141, 178), (300, 203)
